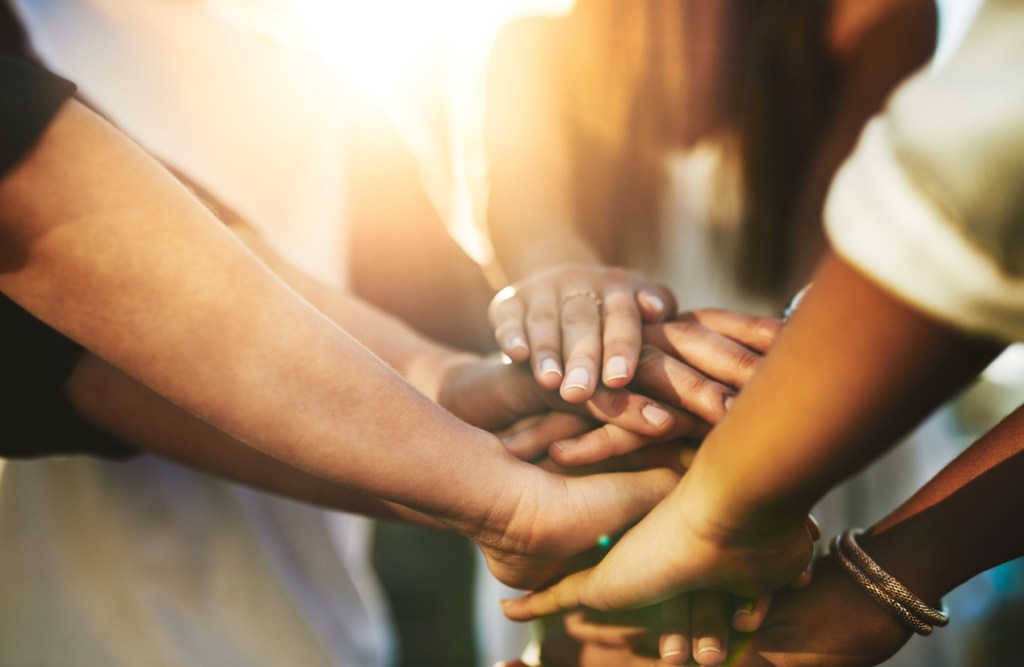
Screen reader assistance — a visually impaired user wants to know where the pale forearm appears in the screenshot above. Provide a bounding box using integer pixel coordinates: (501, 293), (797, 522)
(228, 221), (470, 402)
(683, 252), (1000, 529)
(0, 100), (527, 530)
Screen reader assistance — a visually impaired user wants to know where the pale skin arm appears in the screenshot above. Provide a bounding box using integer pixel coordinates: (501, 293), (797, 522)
(227, 218), (681, 439)
(485, 22), (677, 400)
(502, 251), (1002, 616)
(0, 100), (679, 588)
(731, 403), (1024, 667)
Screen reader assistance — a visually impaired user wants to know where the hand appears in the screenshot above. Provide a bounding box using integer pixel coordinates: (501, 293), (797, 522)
(544, 310), (782, 467)
(726, 556), (912, 666)
(489, 264), (678, 402)
(437, 353), (711, 446)
(557, 593), (746, 667)
(497, 591), (765, 667)
(475, 460), (681, 591)
(501, 478), (814, 618)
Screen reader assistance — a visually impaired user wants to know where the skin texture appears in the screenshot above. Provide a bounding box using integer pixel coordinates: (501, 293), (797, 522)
(502, 252), (1001, 617)
(728, 404), (1024, 666)
(0, 100), (681, 590)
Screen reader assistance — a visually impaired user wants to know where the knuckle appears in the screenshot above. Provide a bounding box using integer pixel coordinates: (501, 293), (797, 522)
(562, 306), (601, 327)
(604, 266), (632, 284)
(730, 346), (761, 376)
(527, 301), (559, 324)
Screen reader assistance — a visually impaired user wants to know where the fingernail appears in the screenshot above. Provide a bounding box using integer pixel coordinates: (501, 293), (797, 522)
(553, 439), (577, 453)
(563, 367), (590, 391)
(604, 355), (629, 381)
(697, 636), (723, 663)
(538, 356), (561, 377)
(640, 292), (666, 314)
(724, 395), (736, 411)
(733, 609), (756, 633)
(507, 334), (527, 351)
(641, 403), (670, 427)
(661, 633), (686, 662)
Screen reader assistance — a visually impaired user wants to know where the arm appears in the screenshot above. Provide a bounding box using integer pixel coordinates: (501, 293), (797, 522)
(732, 402), (1024, 667)
(0, 100), (679, 588)
(485, 20), (676, 400)
(502, 251), (1002, 615)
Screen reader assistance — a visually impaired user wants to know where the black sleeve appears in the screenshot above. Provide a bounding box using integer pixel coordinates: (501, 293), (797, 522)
(0, 56), (138, 459)
(0, 55), (76, 177)
(0, 293), (141, 460)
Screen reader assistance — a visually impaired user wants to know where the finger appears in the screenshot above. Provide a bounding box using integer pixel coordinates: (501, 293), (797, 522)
(806, 514), (822, 542)
(686, 308), (782, 354)
(636, 284), (677, 323)
(580, 384), (680, 435)
(642, 321), (764, 393)
(499, 412), (599, 461)
(562, 610), (648, 647)
(690, 590), (731, 666)
(632, 345), (736, 425)
(659, 595), (691, 665)
(790, 558), (815, 590)
(787, 515), (821, 590)
(525, 290), (564, 390)
(491, 289), (531, 362)
(501, 568), (594, 621)
(601, 285), (643, 389)
(731, 594), (771, 633)
(560, 288), (603, 402)
(549, 420), (709, 468)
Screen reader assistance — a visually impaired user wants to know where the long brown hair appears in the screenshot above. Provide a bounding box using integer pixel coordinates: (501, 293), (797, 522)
(493, 0), (835, 299)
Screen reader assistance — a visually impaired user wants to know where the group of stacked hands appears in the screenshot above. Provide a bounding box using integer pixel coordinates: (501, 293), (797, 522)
(2, 1), (1023, 665)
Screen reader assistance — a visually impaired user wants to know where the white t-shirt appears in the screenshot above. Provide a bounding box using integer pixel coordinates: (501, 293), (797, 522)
(825, 0), (1024, 343)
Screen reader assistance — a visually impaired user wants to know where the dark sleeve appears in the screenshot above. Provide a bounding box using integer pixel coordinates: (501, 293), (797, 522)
(0, 55), (76, 177)
(0, 294), (141, 460)
(0, 57), (138, 459)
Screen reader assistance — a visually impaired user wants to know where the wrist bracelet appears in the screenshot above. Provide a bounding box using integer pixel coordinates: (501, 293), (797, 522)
(841, 529), (949, 627)
(829, 530), (948, 636)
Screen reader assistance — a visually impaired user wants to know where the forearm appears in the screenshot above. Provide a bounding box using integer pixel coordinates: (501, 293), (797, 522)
(859, 403), (1024, 604)
(227, 222), (472, 402)
(0, 100), (529, 531)
(485, 34), (598, 281)
(66, 353), (441, 526)
(683, 252), (1001, 530)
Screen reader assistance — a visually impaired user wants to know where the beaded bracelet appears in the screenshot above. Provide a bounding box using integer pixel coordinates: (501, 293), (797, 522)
(829, 529), (948, 636)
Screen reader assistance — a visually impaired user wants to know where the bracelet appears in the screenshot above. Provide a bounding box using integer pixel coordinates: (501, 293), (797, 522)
(829, 530), (948, 636)
(782, 283), (812, 322)
(841, 529), (950, 627)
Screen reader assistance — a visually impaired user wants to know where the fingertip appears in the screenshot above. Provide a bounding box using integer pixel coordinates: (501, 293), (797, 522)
(791, 561), (815, 589)
(640, 403), (673, 432)
(637, 289), (668, 322)
(731, 595), (770, 633)
(602, 354), (632, 386)
(695, 636), (726, 666)
(534, 356), (563, 389)
(503, 336), (531, 362)
(660, 633), (689, 665)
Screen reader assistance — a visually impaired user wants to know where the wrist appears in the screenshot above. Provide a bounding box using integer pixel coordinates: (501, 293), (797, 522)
(679, 457), (811, 546)
(451, 452), (550, 549)
(856, 526), (952, 609)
